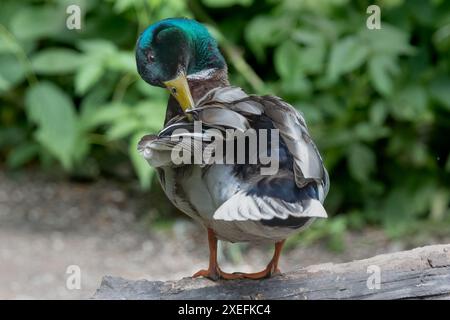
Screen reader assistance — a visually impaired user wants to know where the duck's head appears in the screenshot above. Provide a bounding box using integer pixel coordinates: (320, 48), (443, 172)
(136, 18), (226, 111)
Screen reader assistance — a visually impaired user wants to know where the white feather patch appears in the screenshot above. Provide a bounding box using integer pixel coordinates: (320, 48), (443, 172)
(213, 192), (328, 222)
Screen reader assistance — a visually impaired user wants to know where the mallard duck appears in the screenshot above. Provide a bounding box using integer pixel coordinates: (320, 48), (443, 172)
(136, 18), (329, 280)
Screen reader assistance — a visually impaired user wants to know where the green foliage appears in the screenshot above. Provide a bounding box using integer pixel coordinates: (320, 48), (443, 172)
(25, 81), (82, 169)
(0, 0), (449, 240)
(0, 54), (26, 92)
(328, 36), (369, 80)
(31, 48), (83, 74)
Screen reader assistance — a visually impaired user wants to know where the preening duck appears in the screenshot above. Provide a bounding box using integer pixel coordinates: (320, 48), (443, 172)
(136, 18), (329, 280)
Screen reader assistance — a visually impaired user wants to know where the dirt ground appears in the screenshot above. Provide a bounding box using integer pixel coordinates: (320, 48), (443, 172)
(0, 170), (448, 299)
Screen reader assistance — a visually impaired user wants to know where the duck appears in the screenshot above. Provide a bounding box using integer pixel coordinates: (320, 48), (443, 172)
(135, 18), (329, 280)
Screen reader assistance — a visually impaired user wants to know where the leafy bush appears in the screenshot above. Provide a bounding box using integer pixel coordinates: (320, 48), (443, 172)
(0, 0), (449, 237)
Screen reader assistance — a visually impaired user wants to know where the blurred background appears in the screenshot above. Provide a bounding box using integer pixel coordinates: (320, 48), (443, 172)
(0, 0), (449, 299)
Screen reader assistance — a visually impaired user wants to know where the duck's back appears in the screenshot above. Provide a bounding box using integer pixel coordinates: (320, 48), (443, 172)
(139, 86), (329, 243)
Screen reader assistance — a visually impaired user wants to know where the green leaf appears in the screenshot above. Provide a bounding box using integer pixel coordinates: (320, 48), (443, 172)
(354, 122), (389, 142)
(379, 177), (436, 236)
(77, 39), (117, 56)
(430, 189), (449, 222)
(31, 48), (82, 74)
(359, 24), (414, 55)
(299, 45), (325, 75)
(325, 217), (347, 252)
(0, 53), (26, 92)
(0, 1), (22, 27)
(85, 103), (131, 128)
(10, 6), (64, 40)
(446, 156), (450, 173)
(274, 41), (302, 79)
(75, 63), (104, 95)
(433, 23), (450, 52)
(369, 100), (388, 125)
(291, 30), (326, 75)
(6, 143), (39, 169)
(136, 78), (168, 99)
(134, 101), (166, 131)
(347, 143), (375, 182)
(25, 82), (79, 169)
(78, 85), (112, 129)
(106, 51), (136, 73)
(390, 85), (429, 121)
(245, 15), (291, 60)
(0, 32), (20, 54)
(368, 54), (399, 97)
(113, 0), (138, 13)
(202, 0), (253, 7)
(429, 76), (450, 110)
(292, 30), (325, 47)
(0, 75), (9, 90)
(106, 118), (140, 140)
(129, 132), (155, 190)
(280, 74), (312, 96)
(295, 102), (323, 124)
(327, 36), (369, 80)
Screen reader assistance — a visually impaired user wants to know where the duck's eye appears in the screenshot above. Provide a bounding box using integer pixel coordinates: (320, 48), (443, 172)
(147, 51), (155, 63)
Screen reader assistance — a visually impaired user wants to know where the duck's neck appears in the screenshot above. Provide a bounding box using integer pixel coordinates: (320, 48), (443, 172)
(164, 68), (229, 124)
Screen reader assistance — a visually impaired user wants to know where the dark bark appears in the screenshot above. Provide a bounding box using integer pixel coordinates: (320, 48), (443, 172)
(93, 244), (450, 300)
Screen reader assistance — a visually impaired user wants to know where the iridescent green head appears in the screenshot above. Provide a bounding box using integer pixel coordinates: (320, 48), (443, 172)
(136, 18), (226, 87)
(136, 18), (227, 111)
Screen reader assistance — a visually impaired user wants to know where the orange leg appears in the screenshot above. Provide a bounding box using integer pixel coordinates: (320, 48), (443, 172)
(193, 228), (285, 281)
(192, 228), (244, 280)
(232, 240), (285, 280)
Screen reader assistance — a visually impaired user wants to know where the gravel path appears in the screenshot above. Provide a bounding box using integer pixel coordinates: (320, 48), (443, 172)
(0, 170), (447, 299)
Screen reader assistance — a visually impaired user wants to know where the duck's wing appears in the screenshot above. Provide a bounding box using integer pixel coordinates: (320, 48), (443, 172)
(138, 120), (209, 168)
(253, 94), (329, 197)
(138, 111), (248, 168)
(190, 86), (329, 223)
(191, 86), (329, 196)
(212, 175), (327, 223)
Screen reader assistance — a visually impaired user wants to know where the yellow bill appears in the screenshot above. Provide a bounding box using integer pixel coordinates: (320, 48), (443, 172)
(163, 72), (194, 112)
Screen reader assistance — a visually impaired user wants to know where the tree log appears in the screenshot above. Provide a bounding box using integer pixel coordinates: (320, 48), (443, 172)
(93, 244), (450, 300)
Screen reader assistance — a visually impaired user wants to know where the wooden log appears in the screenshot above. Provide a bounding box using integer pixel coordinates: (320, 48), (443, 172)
(93, 244), (450, 300)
